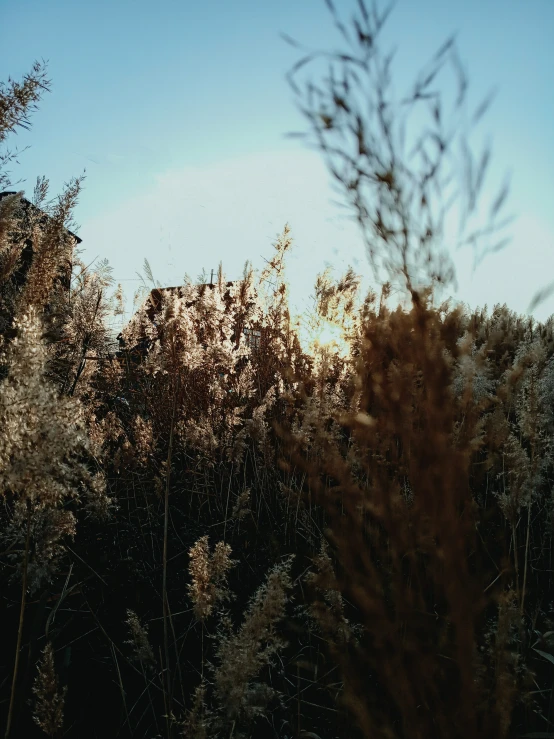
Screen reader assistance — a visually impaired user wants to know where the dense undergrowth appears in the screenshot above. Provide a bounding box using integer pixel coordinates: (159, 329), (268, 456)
(1, 3), (553, 738)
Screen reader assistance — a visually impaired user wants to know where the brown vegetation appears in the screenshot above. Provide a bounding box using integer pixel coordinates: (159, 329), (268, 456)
(0, 4), (553, 739)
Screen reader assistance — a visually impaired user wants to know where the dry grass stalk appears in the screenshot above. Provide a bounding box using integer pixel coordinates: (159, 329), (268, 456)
(188, 536), (234, 622)
(31, 642), (66, 737)
(213, 557), (293, 727)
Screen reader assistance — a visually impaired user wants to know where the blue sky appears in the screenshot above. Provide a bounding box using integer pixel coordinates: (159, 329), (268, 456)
(1, 0), (553, 325)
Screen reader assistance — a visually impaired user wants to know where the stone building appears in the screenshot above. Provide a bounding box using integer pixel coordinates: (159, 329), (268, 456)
(0, 190), (82, 336)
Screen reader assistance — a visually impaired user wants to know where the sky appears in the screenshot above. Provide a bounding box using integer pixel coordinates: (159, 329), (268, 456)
(1, 0), (553, 327)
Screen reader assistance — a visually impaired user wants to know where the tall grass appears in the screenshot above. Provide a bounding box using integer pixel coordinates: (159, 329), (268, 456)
(1, 4), (553, 739)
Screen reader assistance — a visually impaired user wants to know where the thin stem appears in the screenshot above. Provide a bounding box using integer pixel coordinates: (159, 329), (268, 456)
(512, 521), (519, 593)
(5, 508), (31, 738)
(162, 377), (178, 739)
(223, 466), (233, 543)
(522, 413), (537, 624)
(520, 502), (531, 621)
(201, 622), (204, 680)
